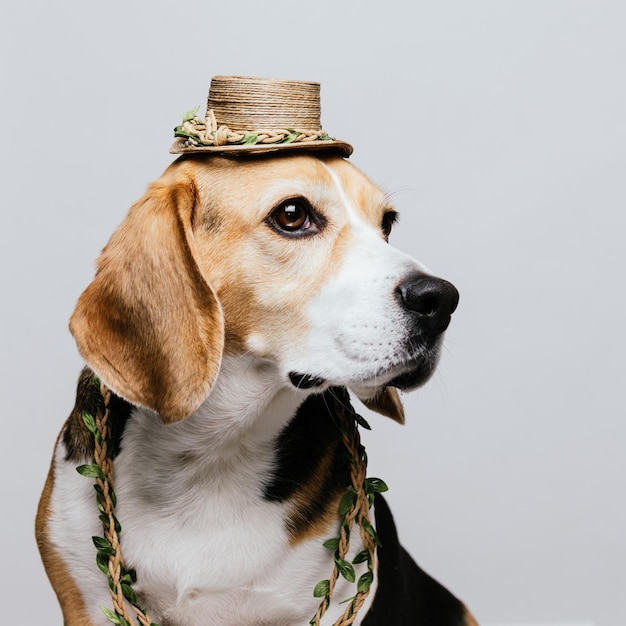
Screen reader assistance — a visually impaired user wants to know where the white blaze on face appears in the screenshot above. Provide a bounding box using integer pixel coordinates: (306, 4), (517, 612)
(283, 161), (427, 389)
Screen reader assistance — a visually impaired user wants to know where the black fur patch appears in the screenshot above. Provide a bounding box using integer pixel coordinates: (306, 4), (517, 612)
(264, 388), (351, 537)
(364, 494), (469, 626)
(62, 367), (132, 463)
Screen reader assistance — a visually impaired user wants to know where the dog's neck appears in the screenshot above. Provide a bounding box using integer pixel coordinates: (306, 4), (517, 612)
(170, 354), (307, 457)
(116, 353), (351, 537)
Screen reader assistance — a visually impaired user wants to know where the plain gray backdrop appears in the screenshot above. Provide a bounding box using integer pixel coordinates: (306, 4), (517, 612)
(1, 1), (624, 625)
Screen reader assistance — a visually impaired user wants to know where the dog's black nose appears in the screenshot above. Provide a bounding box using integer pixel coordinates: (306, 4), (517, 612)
(396, 274), (460, 336)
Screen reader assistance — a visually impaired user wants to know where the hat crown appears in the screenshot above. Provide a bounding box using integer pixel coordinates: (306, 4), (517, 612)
(170, 74), (352, 157)
(208, 76), (321, 131)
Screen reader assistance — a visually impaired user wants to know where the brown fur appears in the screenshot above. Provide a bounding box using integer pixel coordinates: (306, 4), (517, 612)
(287, 447), (345, 545)
(69, 176), (225, 423)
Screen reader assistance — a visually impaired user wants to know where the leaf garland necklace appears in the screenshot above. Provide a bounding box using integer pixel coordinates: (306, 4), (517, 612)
(76, 375), (386, 626)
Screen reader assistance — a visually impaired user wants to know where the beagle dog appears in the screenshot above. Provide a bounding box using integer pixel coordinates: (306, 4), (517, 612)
(36, 153), (477, 625)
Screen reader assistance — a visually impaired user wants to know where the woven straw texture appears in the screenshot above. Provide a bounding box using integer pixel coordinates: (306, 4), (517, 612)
(170, 75), (353, 157)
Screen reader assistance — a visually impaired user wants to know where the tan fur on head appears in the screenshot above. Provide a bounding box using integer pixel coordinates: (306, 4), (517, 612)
(69, 175), (224, 423)
(70, 154), (416, 425)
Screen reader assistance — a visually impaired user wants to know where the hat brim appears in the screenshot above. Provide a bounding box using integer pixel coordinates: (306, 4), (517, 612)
(169, 137), (353, 158)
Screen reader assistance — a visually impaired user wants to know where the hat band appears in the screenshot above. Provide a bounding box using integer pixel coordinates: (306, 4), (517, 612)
(174, 108), (332, 149)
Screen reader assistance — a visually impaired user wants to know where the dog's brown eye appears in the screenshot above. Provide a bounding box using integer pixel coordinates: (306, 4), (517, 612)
(268, 199), (321, 236)
(275, 202), (309, 230)
(381, 210), (399, 240)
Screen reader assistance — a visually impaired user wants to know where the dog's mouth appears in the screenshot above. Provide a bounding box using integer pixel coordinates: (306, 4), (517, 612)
(288, 372), (327, 390)
(288, 348), (439, 393)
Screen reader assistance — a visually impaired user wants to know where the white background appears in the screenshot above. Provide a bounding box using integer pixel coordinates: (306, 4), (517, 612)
(1, 1), (624, 624)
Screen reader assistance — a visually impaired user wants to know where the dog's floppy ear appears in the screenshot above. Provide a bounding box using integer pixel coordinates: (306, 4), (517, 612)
(361, 387), (405, 424)
(70, 174), (224, 424)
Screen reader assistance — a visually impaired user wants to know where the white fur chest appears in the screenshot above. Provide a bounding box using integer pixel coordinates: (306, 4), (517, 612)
(113, 407), (308, 625)
(114, 411), (369, 625)
(49, 357), (373, 625)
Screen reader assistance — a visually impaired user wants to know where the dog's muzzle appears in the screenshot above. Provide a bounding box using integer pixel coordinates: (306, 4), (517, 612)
(288, 273), (459, 393)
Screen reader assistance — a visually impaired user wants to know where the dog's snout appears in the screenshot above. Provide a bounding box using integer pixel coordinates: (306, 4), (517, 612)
(397, 274), (460, 335)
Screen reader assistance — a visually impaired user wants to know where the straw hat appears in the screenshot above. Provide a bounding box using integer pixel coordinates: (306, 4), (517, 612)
(170, 75), (353, 157)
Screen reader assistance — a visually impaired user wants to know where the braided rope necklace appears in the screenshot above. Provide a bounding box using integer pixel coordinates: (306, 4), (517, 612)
(76, 375), (386, 626)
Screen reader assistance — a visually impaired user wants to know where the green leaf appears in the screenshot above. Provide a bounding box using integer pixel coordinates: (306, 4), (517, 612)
(92, 536), (115, 555)
(338, 489), (356, 516)
(104, 612), (130, 626)
(81, 410), (98, 435)
(174, 126), (194, 139)
(98, 512), (120, 534)
(76, 463), (105, 480)
(313, 578), (330, 598)
(322, 537), (340, 552)
(121, 582), (137, 605)
(352, 549), (371, 565)
(182, 105), (200, 122)
(91, 376), (105, 407)
(357, 570), (374, 593)
(365, 477), (389, 494)
(100, 606), (122, 624)
(282, 130), (299, 144)
(335, 557), (355, 583)
(96, 551), (110, 575)
(241, 133), (259, 145)
(361, 518), (382, 547)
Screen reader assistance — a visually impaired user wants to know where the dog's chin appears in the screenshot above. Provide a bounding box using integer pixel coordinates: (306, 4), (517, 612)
(354, 359), (436, 396)
(288, 351), (439, 395)
(386, 364), (434, 391)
